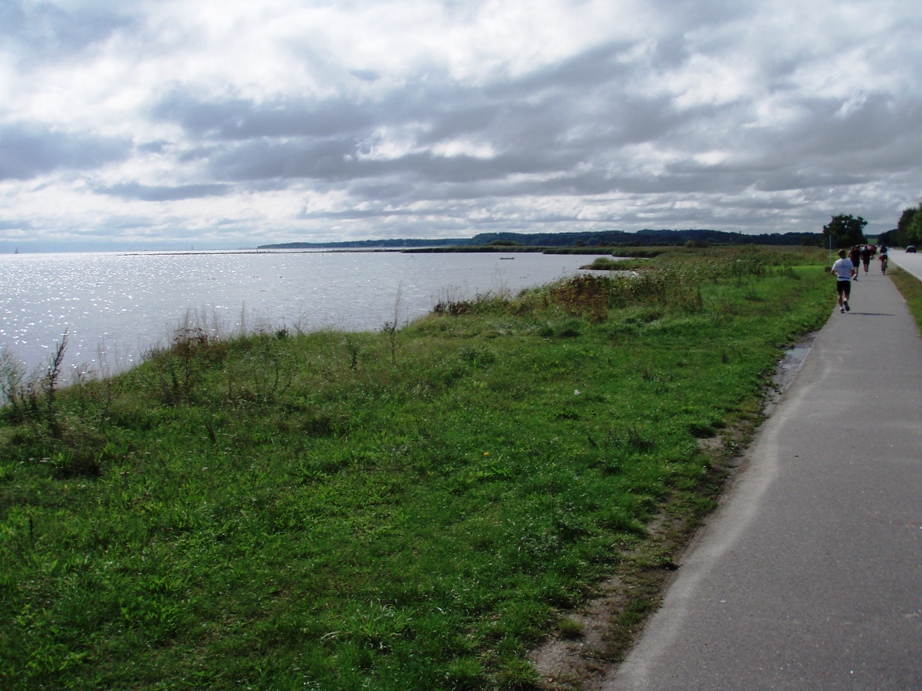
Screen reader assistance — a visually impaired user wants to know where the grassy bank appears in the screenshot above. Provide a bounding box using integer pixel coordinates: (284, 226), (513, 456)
(1, 248), (830, 690)
(890, 266), (922, 333)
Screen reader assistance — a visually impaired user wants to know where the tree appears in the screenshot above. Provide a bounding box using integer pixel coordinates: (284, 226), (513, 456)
(877, 228), (899, 247)
(822, 214), (867, 249)
(908, 207), (922, 245)
(896, 206), (918, 246)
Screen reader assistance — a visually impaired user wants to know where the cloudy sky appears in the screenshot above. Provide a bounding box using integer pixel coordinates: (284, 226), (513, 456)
(2, 0), (921, 251)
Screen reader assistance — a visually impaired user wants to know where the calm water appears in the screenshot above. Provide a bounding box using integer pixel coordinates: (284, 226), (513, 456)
(0, 250), (604, 377)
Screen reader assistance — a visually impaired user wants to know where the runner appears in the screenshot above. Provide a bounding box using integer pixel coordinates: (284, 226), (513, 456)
(831, 248), (855, 313)
(860, 244), (873, 275)
(849, 245), (862, 281)
(879, 245), (889, 274)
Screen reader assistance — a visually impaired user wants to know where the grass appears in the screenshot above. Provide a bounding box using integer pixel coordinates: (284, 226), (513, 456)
(889, 266), (922, 333)
(0, 247), (831, 690)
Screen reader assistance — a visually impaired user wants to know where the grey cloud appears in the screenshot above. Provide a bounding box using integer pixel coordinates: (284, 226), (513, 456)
(645, 0), (756, 36)
(753, 170), (870, 193)
(347, 180), (410, 201)
(350, 69), (381, 82)
(96, 182), (232, 202)
(209, 137), (363, 180)
(299, 206), (412, 221)
(188, 60), (910, 215)
(609, 97), (687, 145)
(210, 134), (559, 185)
(0, 1), (133, 64)
(0, 219), (32, 230)
(151, 91), (376, 140)
(152, 38), (679, 169)
(485, 41), (637, 99)
(413, 44), (675, 150)
(743, 95), (922, 184)
(147, 39), (704, 207)
(773, 97), (917, 158)
(137, 140), (171, 154)
(0, 123), (131, 180)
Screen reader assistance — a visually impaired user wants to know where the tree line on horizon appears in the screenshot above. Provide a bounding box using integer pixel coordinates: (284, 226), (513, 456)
(259, 228), (821, 250)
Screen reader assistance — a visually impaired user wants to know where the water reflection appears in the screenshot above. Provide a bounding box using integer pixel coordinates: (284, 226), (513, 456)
(0, 250), (604, 376)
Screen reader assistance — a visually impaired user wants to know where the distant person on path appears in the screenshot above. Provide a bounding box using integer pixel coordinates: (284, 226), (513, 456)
(849, 245), (862, 280)
(879, 245), (889, 274)
(860, 245), (873, 275)
(832, 248), (855, 313)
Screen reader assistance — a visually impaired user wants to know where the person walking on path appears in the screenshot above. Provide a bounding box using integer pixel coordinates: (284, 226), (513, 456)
(849, 245), (862, 280)
(831, 248), (855, 313)
(860, 244), (873, 274)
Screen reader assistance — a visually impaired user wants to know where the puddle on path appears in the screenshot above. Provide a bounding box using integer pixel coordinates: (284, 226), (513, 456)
(765, 338), (814, 413)
(773, 345), (811, 388)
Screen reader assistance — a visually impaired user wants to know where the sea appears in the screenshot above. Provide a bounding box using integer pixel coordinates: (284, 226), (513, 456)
(0, 249), (606, 378)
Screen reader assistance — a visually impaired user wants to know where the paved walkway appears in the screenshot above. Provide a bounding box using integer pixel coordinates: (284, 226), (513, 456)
(890, 248), (922, 282)
(604, 267), (922, 689)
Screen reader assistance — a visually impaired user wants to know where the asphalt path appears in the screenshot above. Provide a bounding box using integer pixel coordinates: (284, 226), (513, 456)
(889, 248), (922, 282)
(604, 265), (922, 689)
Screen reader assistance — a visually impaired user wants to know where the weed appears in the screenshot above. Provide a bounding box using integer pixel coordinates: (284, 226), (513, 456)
(141, 327), (213, 404)
(345, 335), (360, 370)
(40, 332), (68, 432)
(622, 425), (657, 453)
(0, 333), (69, 431)
(382, 282), (406, 365)
(549, 274), (611, 321)
(0, 346), (28, 421)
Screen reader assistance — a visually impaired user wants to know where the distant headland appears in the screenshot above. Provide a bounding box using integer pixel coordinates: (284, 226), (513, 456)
(257, 229), (821, 250)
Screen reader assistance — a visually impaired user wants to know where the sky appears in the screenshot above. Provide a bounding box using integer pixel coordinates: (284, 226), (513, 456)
(1, 0), (921, 252)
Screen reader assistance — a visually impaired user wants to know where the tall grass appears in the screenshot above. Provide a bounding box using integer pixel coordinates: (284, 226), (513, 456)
(0, 247), (829, 689)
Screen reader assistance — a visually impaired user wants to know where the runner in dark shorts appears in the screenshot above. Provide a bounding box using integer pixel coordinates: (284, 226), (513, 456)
(837, 278), (851, 302)
(831, 248), (855, 313)
(849, 245), (862, 280)
(860, 245), (872, 274)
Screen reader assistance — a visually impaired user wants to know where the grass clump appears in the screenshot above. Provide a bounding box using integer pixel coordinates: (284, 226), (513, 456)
(558, 617), (584, 639)
(0, 247), (830, 690)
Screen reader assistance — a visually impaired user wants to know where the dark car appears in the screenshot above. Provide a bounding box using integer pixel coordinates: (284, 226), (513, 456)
(907, 245), (917, 253)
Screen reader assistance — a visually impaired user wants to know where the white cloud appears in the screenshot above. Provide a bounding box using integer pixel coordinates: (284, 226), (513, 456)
(1, 0), (921, 250)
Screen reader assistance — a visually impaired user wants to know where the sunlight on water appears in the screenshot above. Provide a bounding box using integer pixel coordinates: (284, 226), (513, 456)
(0, 250), (604, 377)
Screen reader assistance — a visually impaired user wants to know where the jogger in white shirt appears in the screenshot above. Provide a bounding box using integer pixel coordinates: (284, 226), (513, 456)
(831, 248), (856, 313)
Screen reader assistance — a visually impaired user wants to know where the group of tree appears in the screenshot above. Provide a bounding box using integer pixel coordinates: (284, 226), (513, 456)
(823, 205), (922, 250)
(877, 205), (922, 248)
(821, 214), (869, 249)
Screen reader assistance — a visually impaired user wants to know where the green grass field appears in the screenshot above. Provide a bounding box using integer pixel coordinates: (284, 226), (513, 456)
(1, 247), (832, 689)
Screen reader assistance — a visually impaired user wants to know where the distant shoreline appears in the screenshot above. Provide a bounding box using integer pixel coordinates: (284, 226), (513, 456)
(257, 228), (822, 251)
